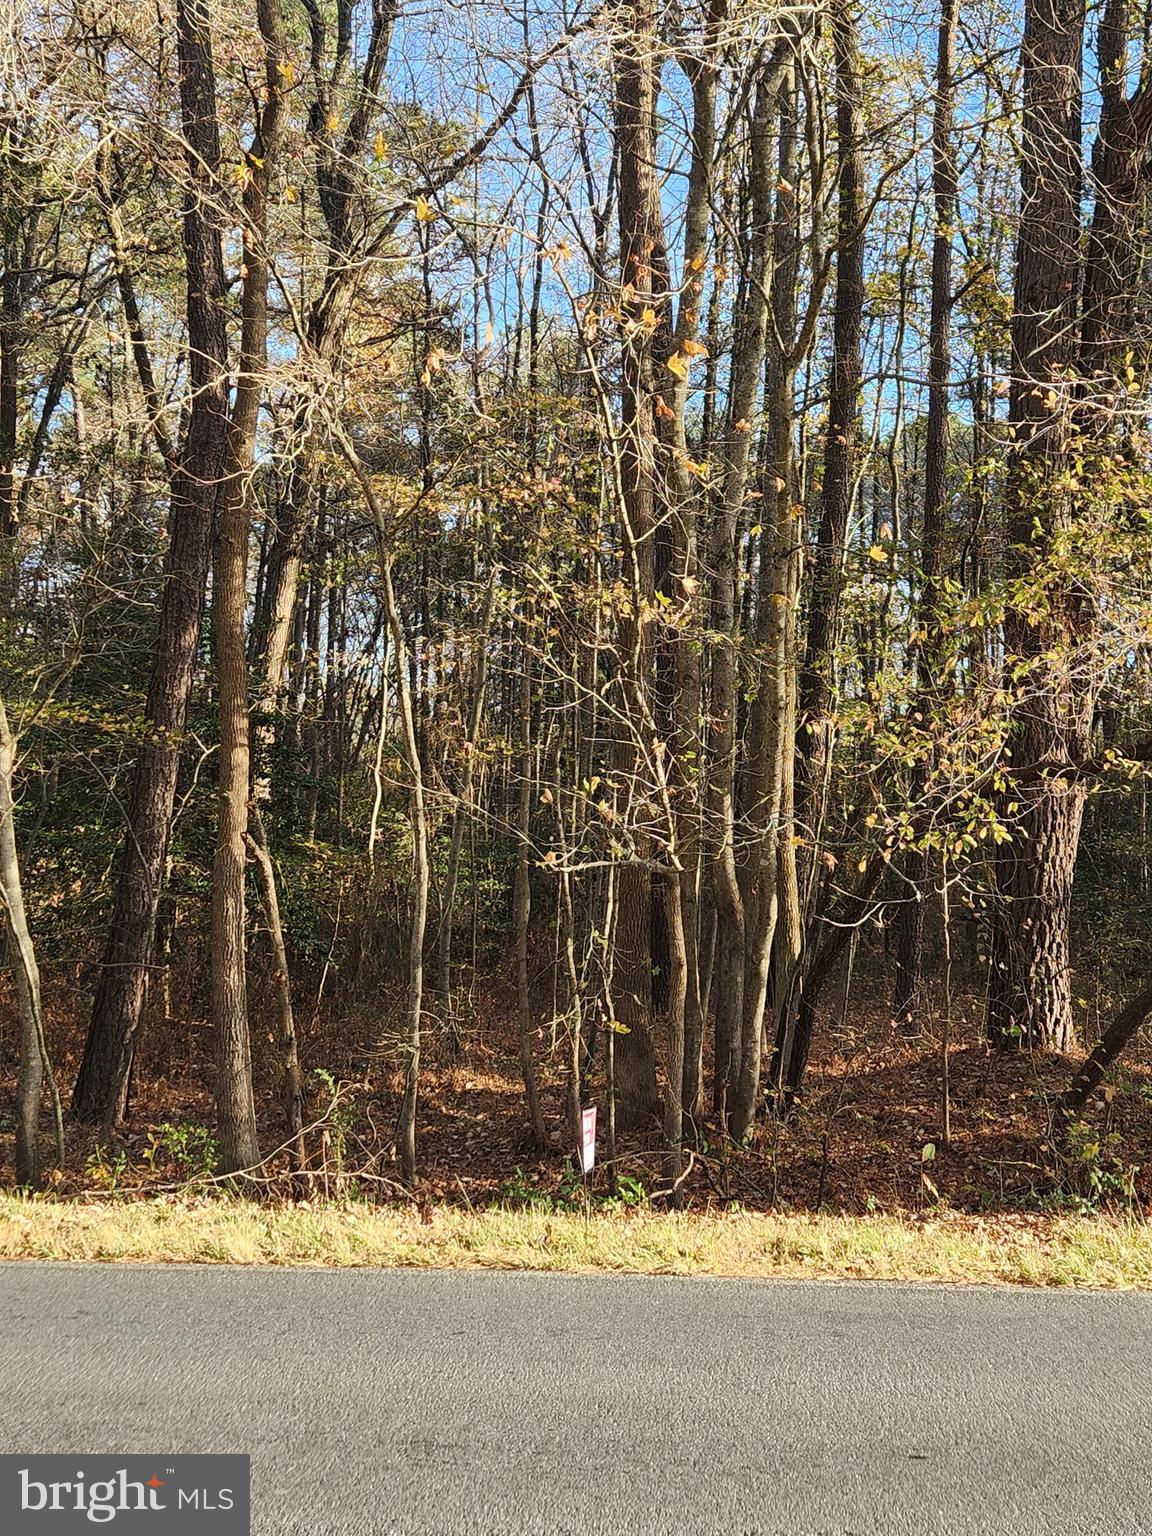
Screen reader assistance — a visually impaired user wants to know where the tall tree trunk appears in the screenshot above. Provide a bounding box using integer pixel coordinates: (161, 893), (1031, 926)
(435, 569), (496, 1040)
(664, 0), (722, 1130)
(512, 628), (547, 1149)
(765, 60), (804, 1042)
(610, 0), (665, 1129)
(796, 0), (866, 849)
(707, 79), (777, 1122)
(71, 0), (231, 1126)
(382, 554), (429, 1185)
(0, 697), (50, 1187)
(891, 0), (957, 1030)
(988, 0), (1086, 1053)
(0, 211), (27, 561)
(212, 0), (286, 1175)
(729, 68), (790, 1140)
(339, 430), (429, 1184)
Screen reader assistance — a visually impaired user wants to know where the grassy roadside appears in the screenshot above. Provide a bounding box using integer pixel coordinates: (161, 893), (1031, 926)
(2, 1195), (1152, 1286)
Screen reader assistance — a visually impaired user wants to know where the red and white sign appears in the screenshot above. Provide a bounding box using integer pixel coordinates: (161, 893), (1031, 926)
(579, 1106), (597, 1174)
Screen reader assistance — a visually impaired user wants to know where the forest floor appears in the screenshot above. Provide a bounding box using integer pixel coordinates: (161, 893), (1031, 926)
(2, 961), (1151, 1282)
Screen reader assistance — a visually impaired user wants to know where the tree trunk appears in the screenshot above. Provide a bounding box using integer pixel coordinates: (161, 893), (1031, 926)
(707, 67), (780, 1122)
(729, 68), (790, 1141)
(378, 553), (429, 1185)
(891, 0), (957, 1030)
(765, 60), (804, 1054)
(435, 569), (496, 1041)
(512, 631), (547, 1149)
(664, 0), (721, 1133)
(246, 806), (305, 1174)
(71, 0), (231, 1127)
(609, 0), (665, 1129)
(0, 697), (49, 1187)
(1056, 981), (1152, 1125)
(988, 0), (1086, 1053)
(796, 0), (866, 847)
(340, 421), (430, 1185)
(212, 0), (286, 1176)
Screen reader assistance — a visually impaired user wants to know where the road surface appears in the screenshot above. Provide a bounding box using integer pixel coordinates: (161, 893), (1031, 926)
(0, 1264), (1149, 1534)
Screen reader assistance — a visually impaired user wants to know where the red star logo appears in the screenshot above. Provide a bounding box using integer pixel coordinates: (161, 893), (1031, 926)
(146, 1476), (164, 1490)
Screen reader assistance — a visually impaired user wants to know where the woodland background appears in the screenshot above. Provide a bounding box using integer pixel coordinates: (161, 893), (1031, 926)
(3, 0), (1152, 1212)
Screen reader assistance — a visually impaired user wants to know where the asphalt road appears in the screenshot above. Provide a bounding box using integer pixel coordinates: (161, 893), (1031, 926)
(0, 1264), (1149, 1535)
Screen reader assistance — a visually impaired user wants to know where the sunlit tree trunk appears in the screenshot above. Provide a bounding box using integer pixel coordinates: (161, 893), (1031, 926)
(610, 0), (664, 1129)
(212, 0), (286, 1176)
(988, 0), (1086, 1053)
(891, 0), (957, 1031)
(0, 696), (49, 1186)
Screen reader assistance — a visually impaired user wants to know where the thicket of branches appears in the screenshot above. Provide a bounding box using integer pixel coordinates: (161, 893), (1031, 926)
(4, 0), (1152, 1195)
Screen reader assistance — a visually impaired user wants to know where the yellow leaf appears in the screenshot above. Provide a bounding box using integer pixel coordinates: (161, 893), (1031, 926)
(680, 339), (708, 357)
(666, 353), (688, 380)
(868, 545), (886, 562)
(373, 131), (388, 160)
(414, 194), (434, 222)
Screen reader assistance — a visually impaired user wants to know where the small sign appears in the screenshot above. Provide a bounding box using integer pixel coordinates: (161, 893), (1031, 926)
(579, 1106), (597, 1174)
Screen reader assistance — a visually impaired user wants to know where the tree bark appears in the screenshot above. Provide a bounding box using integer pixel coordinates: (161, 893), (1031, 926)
(1056, 982), (1152, 1124)
(212, 0), (287, 1175)
(435, 569), (496, 1040)
(891, 0), (957, 1030)
(797, 0), (866, 848)
(664, 0), (722, 1133)
(72, 0), (231, 1126)
(708, 69), (779, 1122)
(0, 696), (50, 1187)
(609, 0), (665, 1129)
(729, 69), (790, 1141)
(988, 0), (1086, 1053)
(246, 807), (305, 1172)
(512, 631), (547, 1150)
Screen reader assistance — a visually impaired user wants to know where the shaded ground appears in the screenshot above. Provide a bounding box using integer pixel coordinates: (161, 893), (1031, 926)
(3, 959), (1150, 1213)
